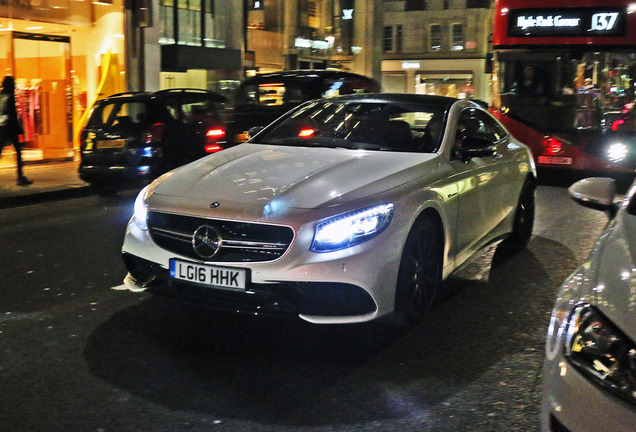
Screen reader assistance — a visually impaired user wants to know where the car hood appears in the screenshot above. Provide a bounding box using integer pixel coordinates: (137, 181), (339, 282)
(585, 210), (636, 341)
(151, 143), (439, 209)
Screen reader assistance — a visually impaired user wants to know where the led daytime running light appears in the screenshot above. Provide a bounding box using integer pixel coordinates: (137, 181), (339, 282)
(311, 203), (394, 252)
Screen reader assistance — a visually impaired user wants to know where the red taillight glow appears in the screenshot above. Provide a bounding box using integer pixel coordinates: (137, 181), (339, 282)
(612, 119), (625, 131)
(206, 128), (225, 139)
(542, 136), (562, 155)
(205, 144), (223, 153)
(298, 128), (315, 138)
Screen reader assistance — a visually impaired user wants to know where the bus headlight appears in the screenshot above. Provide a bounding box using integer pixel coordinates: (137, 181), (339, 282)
(607, 142), (628, 163)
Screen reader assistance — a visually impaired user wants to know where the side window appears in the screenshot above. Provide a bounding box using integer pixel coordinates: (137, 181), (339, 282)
(475, 111), (508, 142)
(165, 97), (181, 121)
(455, 109), (482, 147)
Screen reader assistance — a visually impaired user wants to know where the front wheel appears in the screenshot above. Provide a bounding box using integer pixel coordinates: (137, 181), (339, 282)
(500, 177), (535, 252)
(393, 216), (443, 326)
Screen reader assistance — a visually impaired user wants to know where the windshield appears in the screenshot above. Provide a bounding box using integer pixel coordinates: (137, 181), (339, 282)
(252, 100), (447, 153)
(495, 50), (636, 133)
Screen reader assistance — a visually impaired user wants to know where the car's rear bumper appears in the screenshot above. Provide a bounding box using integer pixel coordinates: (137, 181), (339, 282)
(78, 163), (159, 183)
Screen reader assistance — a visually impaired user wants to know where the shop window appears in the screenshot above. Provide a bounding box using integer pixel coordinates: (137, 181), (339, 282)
(452, 23), (464, 51)
(383, 26), (393, 52)
(430, 24), (441, 51)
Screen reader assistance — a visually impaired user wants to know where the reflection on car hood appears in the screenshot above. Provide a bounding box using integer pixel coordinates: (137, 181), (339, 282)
(585, 210), (636, 341)
(152, 143), (439, 209)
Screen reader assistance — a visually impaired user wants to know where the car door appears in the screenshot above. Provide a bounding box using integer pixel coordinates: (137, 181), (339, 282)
(450, 107), (510, 263)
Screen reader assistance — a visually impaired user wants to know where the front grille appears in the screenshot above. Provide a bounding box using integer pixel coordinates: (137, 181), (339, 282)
(148, 211), (294, 262)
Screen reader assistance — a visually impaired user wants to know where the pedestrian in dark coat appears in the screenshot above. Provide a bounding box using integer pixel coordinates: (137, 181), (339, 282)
(0, 75), (31, 185)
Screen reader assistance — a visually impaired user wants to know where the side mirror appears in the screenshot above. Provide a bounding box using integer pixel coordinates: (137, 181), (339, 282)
(247, 126), (265, 141)
(458, 136), (496, 162)
(568, 177), (617, 217)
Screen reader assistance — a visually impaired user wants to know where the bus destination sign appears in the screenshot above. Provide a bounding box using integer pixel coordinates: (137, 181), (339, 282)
(508, 8), (626, 37)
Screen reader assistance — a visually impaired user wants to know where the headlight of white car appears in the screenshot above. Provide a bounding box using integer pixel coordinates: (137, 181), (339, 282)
(133, 185), (149, 230)
(565, 304), (636, 404)
(311, 203), (394, 252)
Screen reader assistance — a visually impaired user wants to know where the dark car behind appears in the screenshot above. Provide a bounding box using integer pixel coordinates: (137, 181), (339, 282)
(226, 70), (380, 145)
(78, 88), (226, 189)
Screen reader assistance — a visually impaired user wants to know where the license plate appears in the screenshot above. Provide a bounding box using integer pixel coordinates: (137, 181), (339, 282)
(97, 139), (126, 149)
(538, 155), (573, 165)
(169, 259), (247, 290)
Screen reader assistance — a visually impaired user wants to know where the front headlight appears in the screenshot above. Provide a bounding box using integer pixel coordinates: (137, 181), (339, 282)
(565, 304), (636, 404)
(133, 186), (149, 230)
(606, 142), (629, 163)
(311, 203), (394, 252)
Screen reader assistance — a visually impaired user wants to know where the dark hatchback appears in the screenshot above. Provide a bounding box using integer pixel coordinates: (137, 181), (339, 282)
(226, 70), (380, 145)
(78, 88), (226, 188)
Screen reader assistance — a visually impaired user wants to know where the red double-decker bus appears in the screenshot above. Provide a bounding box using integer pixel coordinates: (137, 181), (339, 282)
(492, 0), (636, 181)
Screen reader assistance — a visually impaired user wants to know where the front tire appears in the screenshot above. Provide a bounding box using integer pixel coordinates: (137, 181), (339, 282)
(393, 215), (443, 326)
(500, 177), (535, 252)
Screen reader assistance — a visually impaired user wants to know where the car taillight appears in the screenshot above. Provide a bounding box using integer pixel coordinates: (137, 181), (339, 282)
(543, 136), (562, 155)
(142, 122), (165, 144)
(206, 128), (225, 140)
(298, 128), (316, 138)
(205, 128), (226, 153)
(205, 144), (223, 153)
(612, 119), (625, 131)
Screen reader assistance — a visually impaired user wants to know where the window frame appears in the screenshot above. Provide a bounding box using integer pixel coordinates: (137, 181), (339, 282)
(383, 25), (394, 53)
(451, 22), (464, 51)
(430, 24), (442, 51)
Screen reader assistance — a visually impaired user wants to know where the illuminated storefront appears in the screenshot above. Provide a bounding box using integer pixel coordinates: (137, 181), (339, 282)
(0, 1), (125, 164)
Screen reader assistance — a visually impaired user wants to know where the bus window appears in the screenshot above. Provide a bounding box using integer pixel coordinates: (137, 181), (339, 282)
(497, 51), (636, 133)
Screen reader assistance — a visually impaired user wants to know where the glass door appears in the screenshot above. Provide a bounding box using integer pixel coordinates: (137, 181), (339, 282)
(13, 33), (73, 160)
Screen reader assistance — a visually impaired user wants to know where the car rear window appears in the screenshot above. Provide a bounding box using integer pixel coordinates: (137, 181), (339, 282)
(177, 94), (225, 124)
(234, 76), (380, 109)
(87, 101), (150, 131)
(235, 82), (308, 107)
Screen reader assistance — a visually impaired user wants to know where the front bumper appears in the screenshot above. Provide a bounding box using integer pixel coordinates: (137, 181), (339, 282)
(541, 352), (636, 432)
(123, 253), (376, 319)
(120, 213), (402, 324)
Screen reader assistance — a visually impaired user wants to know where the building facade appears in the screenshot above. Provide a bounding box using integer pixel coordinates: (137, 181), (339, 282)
(0, 1), (245, 166)
(245, 0), (382, 82)
(0, 1), (126, 163)
(382, 0), (493, 102)
(139, 0), (245, 97)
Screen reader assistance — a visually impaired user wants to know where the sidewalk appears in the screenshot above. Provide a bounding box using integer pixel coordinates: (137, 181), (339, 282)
(0, 159), (93, 209)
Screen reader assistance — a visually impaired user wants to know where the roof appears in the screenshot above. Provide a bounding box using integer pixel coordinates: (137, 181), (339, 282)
(240, 70), (379, 85)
